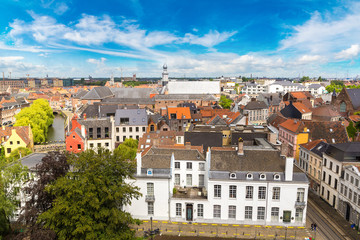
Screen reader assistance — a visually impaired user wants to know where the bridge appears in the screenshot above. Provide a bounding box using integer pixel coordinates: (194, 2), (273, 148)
(34, 142), (66, 153)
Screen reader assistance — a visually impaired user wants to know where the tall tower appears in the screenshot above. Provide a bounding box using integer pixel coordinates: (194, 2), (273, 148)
(162, 64), (169, 82)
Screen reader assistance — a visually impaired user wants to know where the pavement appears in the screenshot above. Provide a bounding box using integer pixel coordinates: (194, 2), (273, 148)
(308, 190), (360, 240)
(133, 220), (310, 239)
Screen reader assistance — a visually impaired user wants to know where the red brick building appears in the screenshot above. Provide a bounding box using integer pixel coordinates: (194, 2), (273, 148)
(65, 116), (85, 153)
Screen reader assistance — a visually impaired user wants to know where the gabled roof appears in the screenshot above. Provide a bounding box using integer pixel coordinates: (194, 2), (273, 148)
(167, 107), (191, 120)
(244, 100), (267, 110)
(290, 92), (308, 99)
(267, 112), (287, 129)
(292, 102), (311, 113)
(303, 121), (349, 144)
(206, 115), (227, 125)
(346, 89), (360, 109)
(279, 119), (305, 133)
(81, 86), (113, 100)
(300, 139), (326, 151)
(312, 105), (340, 121)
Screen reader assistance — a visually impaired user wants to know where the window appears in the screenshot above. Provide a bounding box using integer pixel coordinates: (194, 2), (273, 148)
(97, 143), (101, 148)
(116, 136), (120, 142)
(295, 208), (303, 222)
(245, 206), (252, 220)
(354, 192), (358, 204)
(175, 174), (180, 185)
(147, 183), (154, 196)
(199, 163), (205, 171)
(340, 184), (344, 194)
(77, 144), (81, 150)
(344, 186), (348, 196)
(199, 174), (204, 187)
(346, 173), (349, 181)
(10, 141), (12, 145)
(148, 202), (154, 215)
(186, 162), (192, 169)
(271, 207), (279, 222)
(123, 127), (126, 132)
(336, 165), (339, 174)
(229, 206), (236, 219)
(323, 158), (327, 166)
(136, 127), (139, 132)
(296, 188), (305, 202)
(349, 189), (353, 200)
(246, 186), (253, 199)
(272, 187), (280, 200)
(97, 127), (101, 138)
(89, 128), (93, 138)
(329, 161), (333, 170)
(229, 185), (237, 199)
(214, 185), (221, 198)
(351, 176), (354, 184)
(116, 127), (119, 133)
(176, 203), (182, 216)
(129, 127), (133, 132)
(340, 102), (346, 112)
(175, 162), (180, 169)
(197, 204), (203, 217)
(356, 179), (359, 187)
(89, 143), (94, 148)
(213, 205), (221, 218)
(257, 207), (265, 220)
(123, 136), (126, 141)
(258, 186), (266, 200)
(105, 127), (109, 138)
(328, 175), (332, 186)
(186, 174), (192, 186)
(142, 127), (146, 132)
(17, 141), (20, 145)
(323, 172), (326, 181)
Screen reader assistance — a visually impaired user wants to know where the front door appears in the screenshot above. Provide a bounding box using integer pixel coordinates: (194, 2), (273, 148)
(346, 203), (351, 221)
(186, 204), (193, 221)
(283, 210), (291, 223)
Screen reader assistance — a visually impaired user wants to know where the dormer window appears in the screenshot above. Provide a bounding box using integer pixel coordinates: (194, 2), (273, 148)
(274, 174), (280, 180)
(246, 173), (253, 180)
(230, 173), (236, 179)
(260, 173), (266, 180)
(147, 169), (153, 176)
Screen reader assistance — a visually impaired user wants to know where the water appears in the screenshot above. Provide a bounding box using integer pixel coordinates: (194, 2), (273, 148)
(47, 113), (65, 142)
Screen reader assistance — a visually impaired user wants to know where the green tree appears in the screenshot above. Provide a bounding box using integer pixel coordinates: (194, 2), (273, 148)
(15, 99), (54, 143)
(8, 147), (32, 162)
(347, 121), (357, 141)
(0, 160), (28, 238)
(114, 138), (138, 161)
(39, 150), (141, 240)
(219, 95), (233, 109)
(300, 76), (310, 83)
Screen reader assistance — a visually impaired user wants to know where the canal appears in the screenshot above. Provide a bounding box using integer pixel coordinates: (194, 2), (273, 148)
(47, 113), (65, 142)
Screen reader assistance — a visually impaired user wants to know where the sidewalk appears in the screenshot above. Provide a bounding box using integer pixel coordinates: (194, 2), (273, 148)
(133, 220), (310, 239)
(308, 190), (360, 240)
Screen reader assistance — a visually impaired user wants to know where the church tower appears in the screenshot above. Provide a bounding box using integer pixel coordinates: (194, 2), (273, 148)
(162, 64), (169, 83)
(110, 74), (114, 86)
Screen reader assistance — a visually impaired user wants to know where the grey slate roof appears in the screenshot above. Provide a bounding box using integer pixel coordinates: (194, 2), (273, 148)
(101, 98), (155, 104)
(19, 153), (47, 170)
(110, 88), (156, 98)
(310, 141), (329, 158)
(81, 87), (114, 100)
(308, 84), (322, 89)
(347, 89), (360, 109)
(114, 108), (148, 126)
(81, 104), (138, 118)
(73, 90), (88, 99)
(244, 100), (268, 110)
(257, 93), (281, 106)
(325, 142), (360, 162)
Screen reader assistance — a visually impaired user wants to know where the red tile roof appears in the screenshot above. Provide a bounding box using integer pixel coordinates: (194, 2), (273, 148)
(167, 107), (191, 120)
(279, 119), (305, 133)
(300, 139), (326, 150)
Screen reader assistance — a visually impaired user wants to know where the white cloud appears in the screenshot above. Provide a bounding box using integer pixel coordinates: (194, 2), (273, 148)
(0, 56), (24, 61)
(87, 57), (107, 65)
(182, 30), (237, 48)
(297, 54), (323, 63)
(280, 3), (360, 57)
(335, 44), (360, 60)
(54, 2), (69, 15)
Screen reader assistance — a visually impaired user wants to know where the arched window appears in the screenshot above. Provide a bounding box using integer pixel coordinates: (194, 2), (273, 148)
(340, 102), (346, 112)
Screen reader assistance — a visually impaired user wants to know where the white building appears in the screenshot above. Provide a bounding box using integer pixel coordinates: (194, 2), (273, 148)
(114, 109), (148, 143)
(268, 82), (306, 95)
(167, 80), (220, 95)
(320, 142), (360, 209)
(125, 139), (309, 226)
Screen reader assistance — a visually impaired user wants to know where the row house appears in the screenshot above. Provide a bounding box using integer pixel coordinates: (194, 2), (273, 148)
(125, 138), (308, 226)
(280, 102), (312, 120)
(166, 107), (192, 131)
(320, 142), (360, 210)
(1, 125), (34, 157)
(242, 99), (268, 125)
(257, 93), (285, 117)
(299, 140), (328, 194)
(0, 97), (30, 125)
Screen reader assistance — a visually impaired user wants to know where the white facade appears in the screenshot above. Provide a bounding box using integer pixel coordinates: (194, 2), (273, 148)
(167, 81), (220, 95)
(115, 125), (147, 142)
(320, 153), (341, 209)
(125, 146), (308, 226)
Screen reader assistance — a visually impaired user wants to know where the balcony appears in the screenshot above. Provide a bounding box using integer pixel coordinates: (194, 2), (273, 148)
(145, 195), (155, 202)
(295, 201), (306, 208)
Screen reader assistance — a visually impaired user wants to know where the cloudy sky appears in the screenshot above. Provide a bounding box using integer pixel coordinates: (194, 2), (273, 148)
(1, 0), (360, 78)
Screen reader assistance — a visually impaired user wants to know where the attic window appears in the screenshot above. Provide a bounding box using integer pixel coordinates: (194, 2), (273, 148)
(332, 138), (335, 143)
(330, 129), (333, 132)
(142, 118), (145, 122)
(274, 174), (280, 180)
(137, 110), (140, 114)
(230, 173), (236, 179)
(260, 174), (266, 180)
(147, 169), (153, 176)
(246, 173), (253, 180)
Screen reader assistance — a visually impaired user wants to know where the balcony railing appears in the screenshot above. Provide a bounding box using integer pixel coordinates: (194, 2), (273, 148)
(295, 201), (306, 207)
(145, 195), (155, 202)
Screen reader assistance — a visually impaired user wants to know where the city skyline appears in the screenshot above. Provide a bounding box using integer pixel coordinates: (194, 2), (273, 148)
(1, 0), (360, 78)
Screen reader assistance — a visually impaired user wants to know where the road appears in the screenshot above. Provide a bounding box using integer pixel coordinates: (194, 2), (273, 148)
(307, 200), (350, 240)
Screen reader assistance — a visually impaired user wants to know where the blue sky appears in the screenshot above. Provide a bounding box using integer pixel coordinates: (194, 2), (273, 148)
(1, 0), (360, 78)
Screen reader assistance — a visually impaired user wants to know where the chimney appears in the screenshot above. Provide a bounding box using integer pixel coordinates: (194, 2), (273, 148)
(237, 137), (244, 155)
(245, 113), (249, 125)
(185, 142), (191, 150)
(81, 125), (86, 138)
(285, 157), (294, 181)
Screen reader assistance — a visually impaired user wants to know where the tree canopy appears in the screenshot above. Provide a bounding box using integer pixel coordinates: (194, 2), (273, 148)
(219, 95), (233, 109)
(8, 147), (32, 162)
(14, 99), (54, 143)
(114, 138), (138, 161)
(38, 149), (141, 240)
